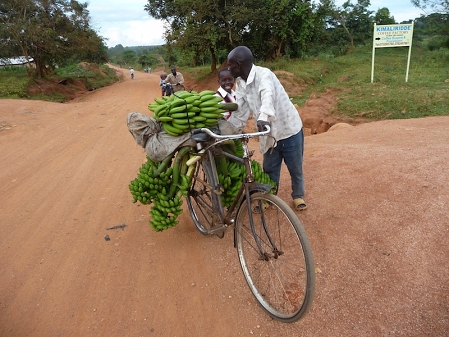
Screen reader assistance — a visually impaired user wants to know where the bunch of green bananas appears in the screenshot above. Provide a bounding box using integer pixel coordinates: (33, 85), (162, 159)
(218, 159), (246, 207)
(251, 160), (277, 189)
(148, 90), (238, 136)
(128, 146), (194, 231)
(214, 140), (277, 208)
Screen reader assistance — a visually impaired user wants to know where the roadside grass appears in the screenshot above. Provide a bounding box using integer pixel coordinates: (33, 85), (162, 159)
(0, 63), (119, 101)
(0, 67), (29, 99)
(55, 64), (119, 89)
(265, 46), (449, 120)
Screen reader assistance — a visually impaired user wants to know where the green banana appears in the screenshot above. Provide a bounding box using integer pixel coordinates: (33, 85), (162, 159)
(199, 112), (221, 120)
(199, 94), (217, 102)
(172, 122), (190, 130)
(163, 123), (183, 136)
(199, 90), (216, 97)
(154, 104), (167, 115)
(170, 111), (196, 119)
(219, 102), (239, 111)
(172, 118), (195, 125)
(158, 116), (173, 122)
(170, 104), (193, 114)
(186, 106), (201, 113)
(192, 115), (207, 122)
(199, 97), (224, 107)
(154, 97), (166, 104)
(200, 106), (222, 113)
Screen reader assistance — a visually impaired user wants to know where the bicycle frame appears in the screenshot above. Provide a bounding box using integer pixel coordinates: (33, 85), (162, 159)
(189, 127), (275, 252)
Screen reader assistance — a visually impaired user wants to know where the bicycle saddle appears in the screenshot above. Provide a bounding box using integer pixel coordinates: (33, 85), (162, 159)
(190, 127), (220, 142)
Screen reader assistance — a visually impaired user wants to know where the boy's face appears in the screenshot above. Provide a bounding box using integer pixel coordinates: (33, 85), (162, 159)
(218, 71), (235, 93)
(227, 57), (241, 79)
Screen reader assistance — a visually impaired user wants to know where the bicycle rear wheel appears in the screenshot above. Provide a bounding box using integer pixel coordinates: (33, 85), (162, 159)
(186, 157), (221, 235)
(235, 192), (315, 322)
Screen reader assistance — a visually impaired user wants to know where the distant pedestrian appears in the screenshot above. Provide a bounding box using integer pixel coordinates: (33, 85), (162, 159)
(159, 73), (168, 96)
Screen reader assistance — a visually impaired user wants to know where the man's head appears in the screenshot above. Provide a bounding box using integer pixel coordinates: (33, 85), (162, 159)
(170, 66), (177, 75)
(217, 68), (235, 94)
(227, 46), (253, 81)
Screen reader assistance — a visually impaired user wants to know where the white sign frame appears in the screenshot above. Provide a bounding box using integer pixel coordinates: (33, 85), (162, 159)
(371, 22), (414, 83)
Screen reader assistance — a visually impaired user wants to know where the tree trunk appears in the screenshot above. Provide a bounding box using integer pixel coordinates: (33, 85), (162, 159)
(209, 47), (217, 72)
(35, 59), (45, 78)
(341, 21), (355, 50)
(276, 41), (283, 59)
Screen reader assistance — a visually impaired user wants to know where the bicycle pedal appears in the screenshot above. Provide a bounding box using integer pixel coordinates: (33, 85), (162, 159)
(210, 224), (226, 236)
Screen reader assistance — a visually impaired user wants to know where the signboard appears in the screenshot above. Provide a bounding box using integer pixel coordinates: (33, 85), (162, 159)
(371, 22), (414, 82)
(373, 24), (414, 48)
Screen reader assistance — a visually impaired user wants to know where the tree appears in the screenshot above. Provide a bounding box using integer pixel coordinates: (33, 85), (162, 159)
(247, 0), (316, 60)
(0, 0), (107, 78)
(412, 1), (449, 48)
(330, 0), (374, 50)
(138, 52), (157, 68)
(123, 50), (137, 65)
(373, 7), (396, 25)
(411, 0), (449, 14)
(144, 0), (319, 69)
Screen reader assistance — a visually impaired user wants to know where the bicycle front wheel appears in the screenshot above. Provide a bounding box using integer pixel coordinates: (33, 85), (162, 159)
(235, 192), (315, 322)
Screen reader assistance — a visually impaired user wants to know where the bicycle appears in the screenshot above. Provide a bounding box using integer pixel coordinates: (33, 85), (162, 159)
(163, 83), (186, 96)
(186, 126), (315, 323)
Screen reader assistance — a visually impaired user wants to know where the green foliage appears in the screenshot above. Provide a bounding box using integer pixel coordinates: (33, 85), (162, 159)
(108, 45), (166, 69)
(413, 13), (449, 51)
(0, 0), (108, 78)
(373, 7), (396, 25)
(144, 0), (319, 68)
(290, 46), (449, 120)
(185, 46), (448, 121)
(411, 0), (449, 13)
(0, 63), (119, 101)
(137, 2), (449, 64)
(55, 64), (119, 89)
(0, 69), (29, 98)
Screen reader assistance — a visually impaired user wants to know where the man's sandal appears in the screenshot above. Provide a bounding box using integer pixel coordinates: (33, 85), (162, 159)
(293, 198), (307, 211)
(253, 202), (271, 214)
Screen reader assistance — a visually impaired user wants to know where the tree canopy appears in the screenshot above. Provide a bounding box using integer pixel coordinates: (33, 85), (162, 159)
(144, 0), (319, 70)
(0, 0), (108, 78)
(411, 0), (449, 14)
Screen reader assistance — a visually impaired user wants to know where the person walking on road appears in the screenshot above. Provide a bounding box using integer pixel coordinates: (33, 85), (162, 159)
(226, 46), (307, 210)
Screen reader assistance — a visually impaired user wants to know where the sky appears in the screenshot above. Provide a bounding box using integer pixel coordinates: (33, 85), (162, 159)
(88, 0), (425, 48)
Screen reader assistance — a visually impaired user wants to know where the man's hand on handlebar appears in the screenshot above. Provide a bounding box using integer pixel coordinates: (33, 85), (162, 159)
(256, 120), (270, 132)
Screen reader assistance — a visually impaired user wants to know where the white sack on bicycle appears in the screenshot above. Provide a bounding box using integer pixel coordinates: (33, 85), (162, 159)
(218, 119), (243, 135)
(127, 112), (195, 162)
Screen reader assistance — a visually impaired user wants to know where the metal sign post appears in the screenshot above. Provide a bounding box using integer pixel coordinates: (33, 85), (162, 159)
(371, 22), (414, 83)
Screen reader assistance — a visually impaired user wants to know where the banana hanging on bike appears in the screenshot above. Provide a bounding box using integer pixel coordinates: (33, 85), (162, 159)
(128, 147), (194, 232)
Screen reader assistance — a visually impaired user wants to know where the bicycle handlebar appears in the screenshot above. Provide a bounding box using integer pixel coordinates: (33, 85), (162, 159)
(193, 125), (271, 140)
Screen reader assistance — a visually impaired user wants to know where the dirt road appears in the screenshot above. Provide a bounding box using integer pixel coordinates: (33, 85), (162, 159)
(1, 67), (448, 337)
